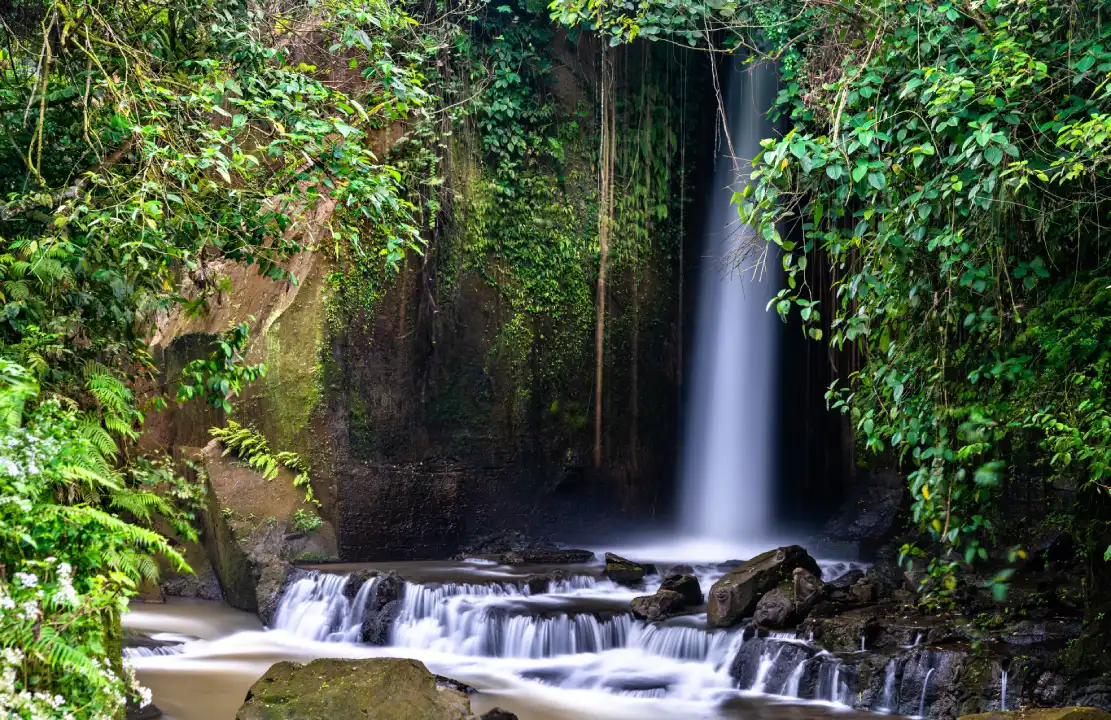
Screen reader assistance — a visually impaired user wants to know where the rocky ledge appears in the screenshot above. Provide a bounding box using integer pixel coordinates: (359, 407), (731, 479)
(236, 658), (516, 720)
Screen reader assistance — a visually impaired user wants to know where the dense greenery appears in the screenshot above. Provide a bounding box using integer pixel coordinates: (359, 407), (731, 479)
(553, 0), (1111, 658)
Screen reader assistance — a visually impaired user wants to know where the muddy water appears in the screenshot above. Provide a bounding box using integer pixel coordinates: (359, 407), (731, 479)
(124, 557), (873, 720)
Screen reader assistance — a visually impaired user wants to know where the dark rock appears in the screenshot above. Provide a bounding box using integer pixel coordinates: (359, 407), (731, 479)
(360, 599), (400, 645)
(817, 468), (906, 558)
(498, 549), (595, 565)
(235, 658), (472, 719)
(754, 585), (799, 629)
(479, 710), (518, 720)
(1033, 671), (1067, 706)
(126, 700), (162, 720)
(665, 564), (695, 577)
(852, 579), (879, 604)
(960, 710), (1111, 720)
(343, 569), (377, 599)
(828, 568), (866, 591)
(630, 589), (685, 622)
(794, 567), (822, 608)
(707, 546), (822, 628)
(603, 553), (649, 585)
(661, 573), (703, 606)
(729, 637), (817, 690)
(256, 563), (295, 626)
(525, 574), (550, 595)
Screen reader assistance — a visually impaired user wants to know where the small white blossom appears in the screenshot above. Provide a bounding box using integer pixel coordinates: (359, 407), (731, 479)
(13, 572), (37, 589)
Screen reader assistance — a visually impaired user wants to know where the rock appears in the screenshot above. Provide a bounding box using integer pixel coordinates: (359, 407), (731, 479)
(660, 573), (703, 606)
(793, 567), (822, 608)
(126, 700), (162, 720)
(498, 549), (595, 565)
(707, 546), (822, 628)
(754, 585), (799, 628)
(479, 710), (518, 720)
(729, 637), (817, 690)
(852, 578), (879, 604)
(665, 564), (695, 576)
(603, 553), (652, 585)
(358, 572), (404, 645)
(525, 569), (570, 595)
(343, 569), (377, 599)
(1033, 672), (1067, 706)
(235, 658), (472, 719)
(960, 710), (1111, 720)
(186, 442), (339, 619)
(828, 568), (866, 590)
(630, 589), (685, 622)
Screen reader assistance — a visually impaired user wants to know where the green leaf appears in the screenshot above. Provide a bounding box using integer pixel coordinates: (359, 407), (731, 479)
(984, 146), (1003, 166)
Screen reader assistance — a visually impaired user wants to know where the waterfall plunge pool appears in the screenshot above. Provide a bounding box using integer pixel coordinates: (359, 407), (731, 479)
(124, 555), (884, 720)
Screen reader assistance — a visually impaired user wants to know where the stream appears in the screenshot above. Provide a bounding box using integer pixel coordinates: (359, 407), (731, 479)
(124, 552), (880, 719)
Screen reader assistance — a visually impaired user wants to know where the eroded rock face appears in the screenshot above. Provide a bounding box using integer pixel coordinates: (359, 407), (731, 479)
(630, 589), (685, 622)
(754, 585), (799, 629)
(235, 658), (472, 720)
(707, 546), (822, 628)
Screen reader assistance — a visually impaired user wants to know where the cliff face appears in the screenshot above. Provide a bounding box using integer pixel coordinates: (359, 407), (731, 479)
(144, 35), (709, 561)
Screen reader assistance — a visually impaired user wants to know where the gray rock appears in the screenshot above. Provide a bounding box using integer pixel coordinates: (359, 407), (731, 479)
(661, 573), (703, 606)
(707, 546), (822, 628)
(630, 589), (685, 622)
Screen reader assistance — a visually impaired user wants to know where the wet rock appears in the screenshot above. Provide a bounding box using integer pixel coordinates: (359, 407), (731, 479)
(665, 564), (695, 577)
(498, 549), (595, 565)
(1033, 671), (1067, 706)
(661, 572), (703, 606)
(524, 568), (571, 595)
(358, 572), (404, 645)
(256, 563), (295, 627)
(235, 658), (472, 719)
(707, 546), (822, 628)
(729, 637), (818, 692)
(479, 710), (518, 720)
(794, 567), (822, 608)
(852, 579), (880, 604)
(960, 710), (1111, 720)
(343, 569), (377, 599)
(754, 585), (799, 629)
(603, 553), (652, 585)
(630, 589), (685, 622)
(126, 700), (162, 720)
(828, 568), (866, 591)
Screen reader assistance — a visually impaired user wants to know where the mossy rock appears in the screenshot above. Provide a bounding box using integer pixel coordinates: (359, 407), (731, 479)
(960, 709), (1111, 720)
(707, 546), (821, 628)
(235, 658), (473, 720)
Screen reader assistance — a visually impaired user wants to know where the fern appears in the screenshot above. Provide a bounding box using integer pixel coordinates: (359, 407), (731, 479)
(210, 421), (317, 503)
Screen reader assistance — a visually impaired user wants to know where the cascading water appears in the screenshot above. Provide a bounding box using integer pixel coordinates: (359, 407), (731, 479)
(680, 58), (780, 547)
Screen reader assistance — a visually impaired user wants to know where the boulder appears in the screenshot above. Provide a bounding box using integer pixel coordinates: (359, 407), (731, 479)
(754, 585), (798, 629)
(960, 711), (1111, 720)
(524, 569), (570, 595)
(343, 570), (377, 599)
(630, 589), (685, 622)
(852, 578), (880, 604)
(707, 546), (822, 628)
(358, 572), (404, 645)
(185, 442), (339, 620)
(665, 564), (695, 577)
(603, 553), (653, 585)
(498, 549), (595, 565)
(479, 711), (518, 720)
(661, 572), (703, 606)
(236, 658), (472, 719)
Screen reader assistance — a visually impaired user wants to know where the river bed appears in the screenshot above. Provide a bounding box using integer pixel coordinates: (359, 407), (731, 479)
(124, 555), (876, 720)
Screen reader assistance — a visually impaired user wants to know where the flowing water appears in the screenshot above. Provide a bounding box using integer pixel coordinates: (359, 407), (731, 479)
(680, 58), (780, 550)
(126, 557), (878, 719)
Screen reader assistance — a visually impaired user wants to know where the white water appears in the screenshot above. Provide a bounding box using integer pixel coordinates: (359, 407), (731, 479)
(127, 563), (871, 719)
(680, 58), (780, 545)
(918, 667), (935, 718)
(879, 660), (898, 712)
(1001, 669), (1008, 711)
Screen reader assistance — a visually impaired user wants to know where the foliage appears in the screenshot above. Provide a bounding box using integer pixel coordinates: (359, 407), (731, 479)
(707, 0), (1111, 601)
(291, 508), (323, 533)
(176, 322), (266, 412)
(210, 420), (316, 504)
(0, 360), (185, 718)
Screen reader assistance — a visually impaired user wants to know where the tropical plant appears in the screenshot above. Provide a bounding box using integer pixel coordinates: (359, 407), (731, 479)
(210, 421), (315, 504)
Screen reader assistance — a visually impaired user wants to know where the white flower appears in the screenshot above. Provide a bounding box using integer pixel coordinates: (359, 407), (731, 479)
(13, 572), (37, 589)
(20, 600), (40, 621)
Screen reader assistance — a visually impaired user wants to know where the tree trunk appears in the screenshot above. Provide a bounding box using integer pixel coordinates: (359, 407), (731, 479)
(593, 52), (614, 470)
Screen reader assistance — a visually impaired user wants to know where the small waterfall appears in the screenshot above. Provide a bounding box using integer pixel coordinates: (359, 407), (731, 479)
(861, 635), (866, 652)
(879, 659), (898, 712)
(918, 667), (935, 717)
(1001, 669), (1008, 711)
(271, 571), (380, 643)
(750, 646), (784, 694)
(680, 58), (780, 544)
(123, 645), (185, 659)
(782, 658), (808, 698)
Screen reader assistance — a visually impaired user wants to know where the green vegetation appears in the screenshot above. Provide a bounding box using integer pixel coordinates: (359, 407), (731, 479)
(210, 421), (315, 504)
(553, 0), (1111, 662)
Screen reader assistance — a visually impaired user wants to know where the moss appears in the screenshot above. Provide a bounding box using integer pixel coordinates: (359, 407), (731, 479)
(235, 658), (472, 720)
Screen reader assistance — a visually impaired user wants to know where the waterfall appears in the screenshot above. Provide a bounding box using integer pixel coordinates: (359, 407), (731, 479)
(782, 658), (808, 697)
(918, 667), (935, 717)
(880, 659), (898, 712)
(680, 58), (780, 545)
(1001, 669), (1008, 711)
(271, 571), (380, 643)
